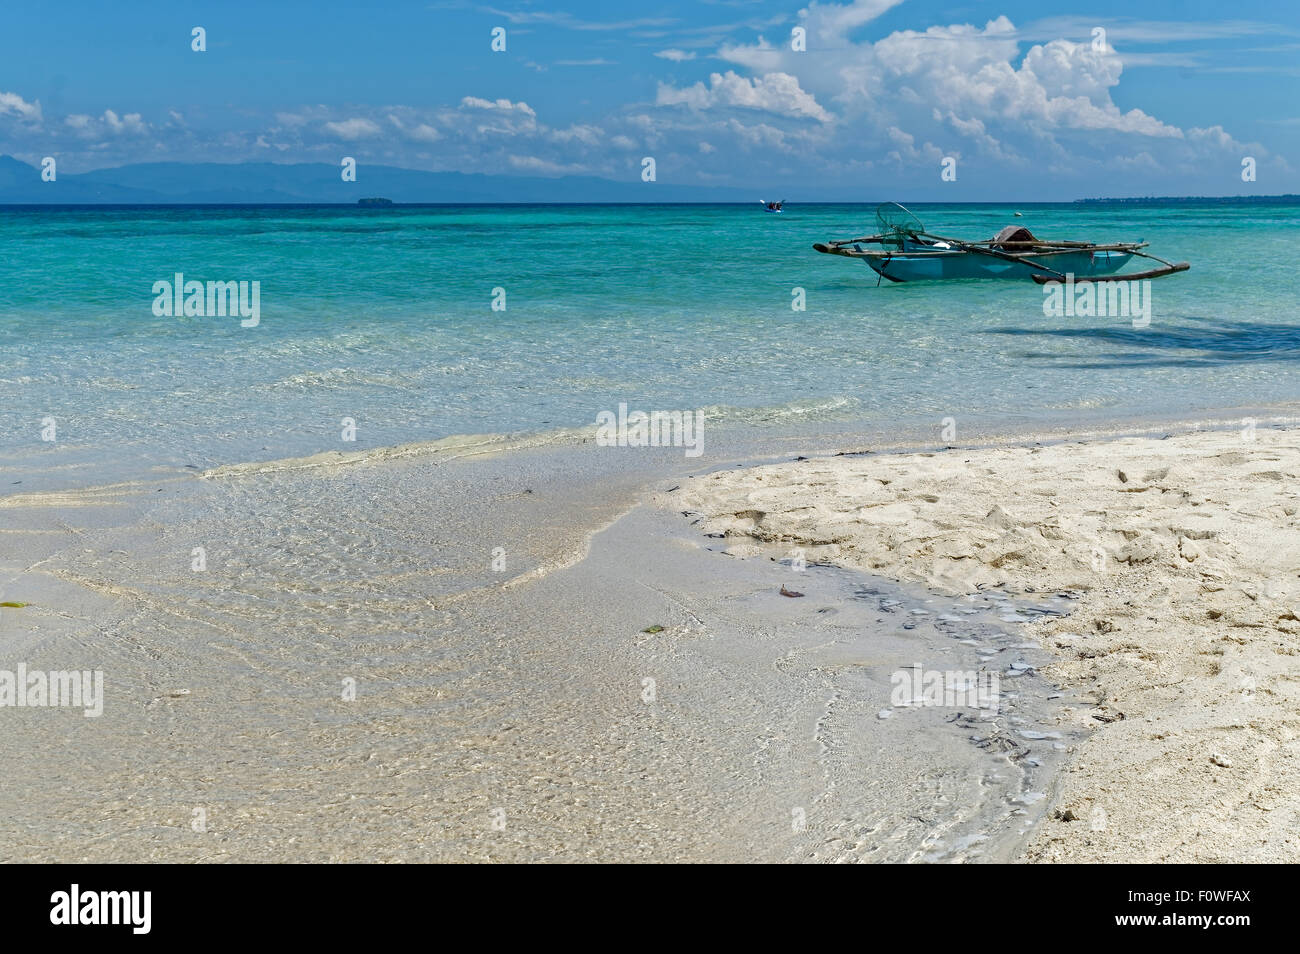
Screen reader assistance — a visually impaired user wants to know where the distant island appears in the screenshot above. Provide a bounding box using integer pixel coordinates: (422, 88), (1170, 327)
(1076, 194), (1300, 205)
(358, 197), (393, 207)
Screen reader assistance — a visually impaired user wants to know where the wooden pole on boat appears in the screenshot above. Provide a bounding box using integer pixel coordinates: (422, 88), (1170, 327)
(917, 231), (1069, 280)
(1030, 248), (1189, 284)
(813, 242), (871, 256)
(823, 234), (887, 247)
(1031, 261), (1189, 284)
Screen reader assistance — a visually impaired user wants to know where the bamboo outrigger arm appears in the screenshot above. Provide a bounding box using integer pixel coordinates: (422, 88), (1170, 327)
(815, 236), (1151, 254)
(813, 241), (871, 256)
(1030, 250), (1190, 284)
(917, 231), (1068, 279)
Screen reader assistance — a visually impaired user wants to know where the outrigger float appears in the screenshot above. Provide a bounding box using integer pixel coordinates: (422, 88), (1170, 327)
(814, 202), (1189, 284)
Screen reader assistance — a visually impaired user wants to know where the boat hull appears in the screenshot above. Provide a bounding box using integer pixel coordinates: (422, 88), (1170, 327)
(864, 248), (1133, 282)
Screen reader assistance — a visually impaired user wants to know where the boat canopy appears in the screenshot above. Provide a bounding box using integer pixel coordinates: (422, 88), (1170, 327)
(991, 225), (1037, 248)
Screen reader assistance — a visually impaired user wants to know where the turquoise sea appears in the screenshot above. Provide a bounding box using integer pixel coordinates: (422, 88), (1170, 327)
(2, 201), (1298, 485)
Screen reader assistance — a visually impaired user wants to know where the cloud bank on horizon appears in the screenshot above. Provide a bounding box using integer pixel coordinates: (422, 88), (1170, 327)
(0, 0), (1296, 198)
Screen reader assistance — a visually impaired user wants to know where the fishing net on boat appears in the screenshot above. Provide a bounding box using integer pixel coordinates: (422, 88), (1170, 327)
(875, 202), (925, 247)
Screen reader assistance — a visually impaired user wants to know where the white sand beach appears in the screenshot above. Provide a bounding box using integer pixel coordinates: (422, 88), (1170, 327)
(682, 425), (1300, 862)
(3, 418), (1299, 862)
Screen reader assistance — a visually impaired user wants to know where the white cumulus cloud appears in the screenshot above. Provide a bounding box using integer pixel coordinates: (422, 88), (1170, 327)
(460, 97), (537, 117)
(657, 71), (832, 122)
(323, 118), (381, 140)
(0, 91), (42, 122)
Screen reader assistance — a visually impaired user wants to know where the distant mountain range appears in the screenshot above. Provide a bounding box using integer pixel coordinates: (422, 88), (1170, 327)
(0, 155), (754, 204)
(1, 156), (1295, 205)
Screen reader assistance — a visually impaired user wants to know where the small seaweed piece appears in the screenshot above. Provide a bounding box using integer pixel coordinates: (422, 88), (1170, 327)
(0, 601), (28, 608)
(641, 624), (665, 634)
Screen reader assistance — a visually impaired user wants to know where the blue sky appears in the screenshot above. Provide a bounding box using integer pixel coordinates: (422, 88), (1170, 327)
(2, 0), (1297, 198)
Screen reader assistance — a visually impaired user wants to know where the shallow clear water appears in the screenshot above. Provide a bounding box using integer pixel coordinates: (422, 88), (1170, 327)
(2, 201), (1297, 482)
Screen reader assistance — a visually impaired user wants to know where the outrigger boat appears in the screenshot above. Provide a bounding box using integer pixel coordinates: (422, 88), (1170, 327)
(814, 203), (1189, 284)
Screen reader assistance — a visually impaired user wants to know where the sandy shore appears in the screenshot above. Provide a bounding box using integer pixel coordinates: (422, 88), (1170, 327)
(0, 421), (1098, 863)
(682, 425), (1300, 862)
(5, 418), (1299, 862)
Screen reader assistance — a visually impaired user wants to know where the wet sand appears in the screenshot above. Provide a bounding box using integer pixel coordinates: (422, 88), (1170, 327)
(0, 429), (1080, 863)
(4, 413), (1297, 862)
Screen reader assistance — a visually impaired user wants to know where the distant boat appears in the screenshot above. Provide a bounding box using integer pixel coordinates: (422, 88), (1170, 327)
(760, 199), (784, 213)
(358, 197), (393, 207)
(813, 202), (1189, 284)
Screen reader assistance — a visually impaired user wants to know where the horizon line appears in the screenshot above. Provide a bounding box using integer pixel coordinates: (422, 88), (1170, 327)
(2, 195), (1298, 209)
